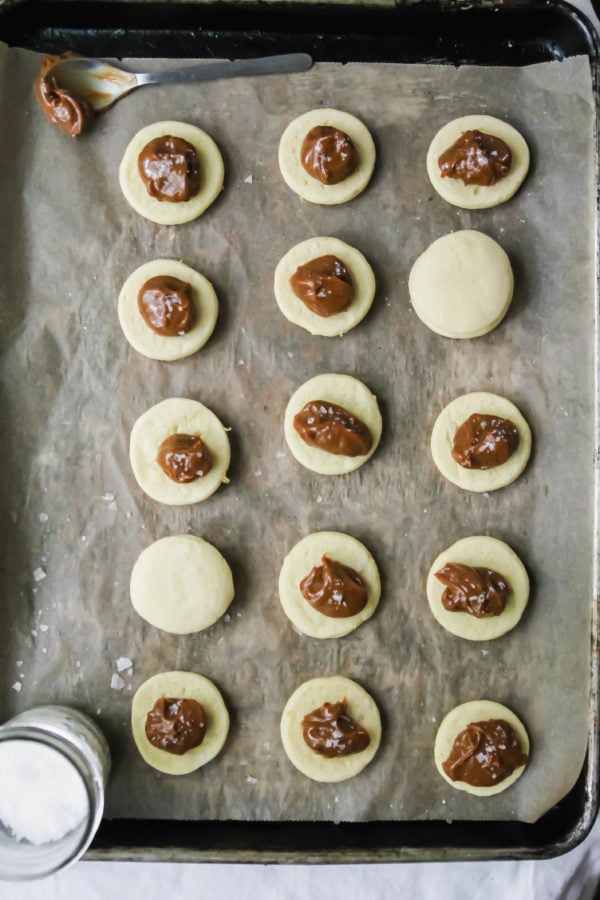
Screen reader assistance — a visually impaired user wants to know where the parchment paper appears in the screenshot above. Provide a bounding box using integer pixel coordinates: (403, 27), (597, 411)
(0, 46), (595, 825)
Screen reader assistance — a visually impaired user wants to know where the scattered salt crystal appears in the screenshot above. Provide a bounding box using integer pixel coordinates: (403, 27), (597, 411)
(287, 352), (294, 359)
(33, 567), (46, 583)
(244, 174), (253, 184)
(481, 649), (489, 657)
(236, 612), (242, 618)
(42, 648), (47, 654)
(116, 657), (132, 672)
(316, 496), (323, 504)
(441, 799), (446, 806)
(240, 759), (248, 766)
(110, 674), (125, 691)
(81, 536), (87, 543)
(423, 508), (428, 514)
(96, 709), (102, 715)
(11, 683), (22, 692)
(255, 469), (262, 477)
(75, 661), (81, 668)
(238, 359), (245, 366)
(483, 492), (490, 499)
(38, 513), (48, 523)
(39, 624), (49, 633)
(101, 492), (115, 501)
(16, 661), (23, 668)
(263, 741), (271, 751)
(245, 775), (258, 785)
(31, 630), (37, 638)
(276, 451), (286, 459)
(127, 669), (133, 677)
(126, 512), (132, 519)
(224, 614), (231, 623)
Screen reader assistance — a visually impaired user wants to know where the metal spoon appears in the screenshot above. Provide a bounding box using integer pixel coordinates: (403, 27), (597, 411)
(47, 52), (313, 112)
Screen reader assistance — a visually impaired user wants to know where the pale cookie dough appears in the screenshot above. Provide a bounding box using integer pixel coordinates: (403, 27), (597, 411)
(284, 373), (382, 476)
(118, 259), (218, 361)
(409, 230), (514, 339)
(279, 531), (381, 638)
(434, 699), (529, 796)
(426, 536), (529, 641)
(131, 535), (234, 634)
(426, 115), (530, 209)
(431, 391), (531, 492)
(280, 676), (381, 782)
(274, 236), (376, 337)
(278, 108), (376, 205)
(131, 671), (229, 775)
(130, 397), (230, 505)
(119, 121), (224, 225)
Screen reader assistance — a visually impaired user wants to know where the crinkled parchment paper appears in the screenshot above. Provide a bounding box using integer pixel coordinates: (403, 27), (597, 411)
(0, 46), (595, 824)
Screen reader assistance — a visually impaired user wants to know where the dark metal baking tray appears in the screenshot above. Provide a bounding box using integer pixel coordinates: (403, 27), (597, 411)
(0, 0), (598, 863)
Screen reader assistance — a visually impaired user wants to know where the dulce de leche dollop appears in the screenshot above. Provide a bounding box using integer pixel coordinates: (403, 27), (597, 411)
(452, 413), (519, 470)
(138, 135), (201, 202)
(138, 275), (196, 336)
(157, 433), (213, 483)
(294, 400), (372, 457)
(302, 701), (370, 757)
(442, 719), (528, 787)
(300, 555), (368, 618)
(290, 255), (354, 317)
(35, 55), (95, 138)
(301, 126), (359, 185)
(435, 563), (508, 618)
(438, 130), (512, 187)
(145, 696), (206, 756)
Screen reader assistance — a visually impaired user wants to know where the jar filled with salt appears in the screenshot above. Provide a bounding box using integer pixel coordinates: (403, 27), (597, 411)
(0, 706), (110, 880)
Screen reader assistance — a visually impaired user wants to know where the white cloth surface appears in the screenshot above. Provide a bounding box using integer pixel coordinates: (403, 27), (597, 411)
(4, 1), (600, 897)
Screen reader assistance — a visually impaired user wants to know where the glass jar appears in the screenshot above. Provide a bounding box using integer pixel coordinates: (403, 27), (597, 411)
(0, 705), (111, 881)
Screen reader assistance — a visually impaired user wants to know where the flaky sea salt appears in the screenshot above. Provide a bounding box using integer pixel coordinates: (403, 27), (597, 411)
(11, 683), (21, 693)
(38, 513), (49, 523)
(244, 174), (253, 184)
(110, 674), (125, 691)
(115, 657), (132, 672)
(0, 741), (88, 844)
(33, 568), (46, 583)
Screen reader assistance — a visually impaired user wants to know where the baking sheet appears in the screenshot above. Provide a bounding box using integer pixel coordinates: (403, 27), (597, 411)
(0, 46), (595, 825)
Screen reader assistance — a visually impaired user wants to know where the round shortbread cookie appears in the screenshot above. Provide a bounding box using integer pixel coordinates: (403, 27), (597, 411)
(430, 391), (531, 492)
(280, 676), (381, 782)
(427, 115), (530, 210)
(118, 259), (218, 361)
(119, 121), (224, 224)
(131, 535), (234, 635)
(284, 373), (382, 476)
(279, 531), (381, 638)
(129, 397), (230, 505)
(426, 536), (529, 641)
(278, 108), (376, 205)
(434, 699), (529, 796)
(131, 671), (229, 775)
(409, 230), (514, 339)
(274, 237), (376, 337)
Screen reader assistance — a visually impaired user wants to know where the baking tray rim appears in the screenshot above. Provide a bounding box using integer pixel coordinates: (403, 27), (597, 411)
(0, 0), (599, 864)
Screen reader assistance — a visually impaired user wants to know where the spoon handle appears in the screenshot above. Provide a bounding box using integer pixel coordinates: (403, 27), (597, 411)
(137, 52), (313, 86)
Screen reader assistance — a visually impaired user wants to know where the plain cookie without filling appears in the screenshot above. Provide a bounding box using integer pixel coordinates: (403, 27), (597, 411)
(131, 534), (234, 634)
